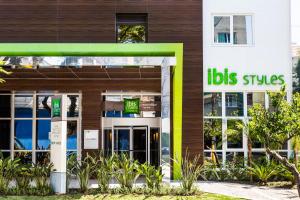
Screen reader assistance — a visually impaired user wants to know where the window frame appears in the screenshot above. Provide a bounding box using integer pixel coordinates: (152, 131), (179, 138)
(212, 14), (254, 47)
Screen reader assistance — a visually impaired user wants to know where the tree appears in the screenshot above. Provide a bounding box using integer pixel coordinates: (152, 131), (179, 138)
(248, 87), (300, 196)
(0, 60), (11, 83)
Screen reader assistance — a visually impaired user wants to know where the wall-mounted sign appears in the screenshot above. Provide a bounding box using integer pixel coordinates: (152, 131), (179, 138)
(84, 130), (99, 149)
(207, 68), (285, 86)
(51, 97), (61, 118)
(123, 98), (140, 114)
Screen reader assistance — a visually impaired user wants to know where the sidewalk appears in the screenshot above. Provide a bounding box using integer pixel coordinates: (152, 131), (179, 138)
(69, 180), (299, 200)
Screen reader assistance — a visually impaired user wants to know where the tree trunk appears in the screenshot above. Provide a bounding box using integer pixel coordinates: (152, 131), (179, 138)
(266, 148), (300, 197)
(247, 140), (253, 183)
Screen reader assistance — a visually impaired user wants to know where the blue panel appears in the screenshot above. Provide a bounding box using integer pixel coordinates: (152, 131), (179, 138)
(14, 120), (32, 150)
(37, 120), (51, 150)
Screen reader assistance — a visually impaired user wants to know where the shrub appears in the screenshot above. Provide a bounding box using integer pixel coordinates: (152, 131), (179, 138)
(247, 161), (278, 185)
(31, 163), (53, 195)
(96, 152), (114, 193)
(66, 153), (77, 191)
(113, 154), (140, 192)
(177, 152), (204, 195)
(73, 154), (95, 193)
(0, 155), (21, 194)
(15, 164), (33, 195)
(138, 163), (163, 191)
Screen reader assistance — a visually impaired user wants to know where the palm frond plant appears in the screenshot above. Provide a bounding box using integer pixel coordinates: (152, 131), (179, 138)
(175, 151), (204, 195)
(31, 163), (53, 195)
(95, 152), (115, 193)
(0, 153), (21, 194)
(247, 161), (278, 185)
(138, 163), (163, 192)
(113, 153), (140, 192)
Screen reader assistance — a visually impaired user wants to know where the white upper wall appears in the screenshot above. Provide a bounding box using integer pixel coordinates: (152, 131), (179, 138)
(203, 0), (292, 92)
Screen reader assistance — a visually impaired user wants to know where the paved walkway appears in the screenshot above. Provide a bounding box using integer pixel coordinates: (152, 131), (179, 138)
(196, 181), (298, 200)
(69, 180), (299, 200)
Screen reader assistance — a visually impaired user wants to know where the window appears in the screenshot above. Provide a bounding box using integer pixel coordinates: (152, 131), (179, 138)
(214, 16), (231, 44)
(204, 93), (222, 116)
(116, 14), (147, 43)
(214, 15), (253, 45)
(226, 93), (244, 116)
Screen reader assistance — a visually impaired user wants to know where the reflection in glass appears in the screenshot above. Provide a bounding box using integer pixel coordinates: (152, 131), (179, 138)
(36, 120), (51, 150)
(214, 16), (231, 43)
(204, 119), (222, 150)
(14, 152), (32, 164)
(204, 93), (222, 116)
(15, 95), (33, 118)
(114, 129), (130, 155)
(0, 120), (10, 150)
(104, 129), (112, 156)
(37, 96), (51, 118)
(247, 93), (265, 115)
(36, 152), (50, 165)
(233, 16), (253, 45)
(133, 128), (147, 164)
(105, 95), (121, 117)
(226, 152), (244, 163)
(227, 120), (243, 149)
(0, 95), (11, 118)
(67, 121), (77, 150)
(150, 128), (160, 167)
(67, 95), (79, 117)
(15, 120), (32, 150)
(226, 93), (244, 116)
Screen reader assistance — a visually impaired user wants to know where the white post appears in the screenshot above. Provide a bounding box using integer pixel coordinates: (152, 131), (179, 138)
(50, 95), (67, 194)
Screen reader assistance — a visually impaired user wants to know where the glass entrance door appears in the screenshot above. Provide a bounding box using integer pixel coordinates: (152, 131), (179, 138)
(133, 127), (147, 164)
(113, 126), (147, 164)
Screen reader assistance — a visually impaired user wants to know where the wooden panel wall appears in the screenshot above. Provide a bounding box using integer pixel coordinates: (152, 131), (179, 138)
(0, 0), (203, 160)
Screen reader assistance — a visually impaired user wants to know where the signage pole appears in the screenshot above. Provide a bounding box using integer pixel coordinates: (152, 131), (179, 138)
(50, 95), (67, 194)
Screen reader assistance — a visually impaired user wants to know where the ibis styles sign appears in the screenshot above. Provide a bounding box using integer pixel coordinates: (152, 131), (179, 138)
(123, 98), (140, 114)
(207, 68), (285, 86)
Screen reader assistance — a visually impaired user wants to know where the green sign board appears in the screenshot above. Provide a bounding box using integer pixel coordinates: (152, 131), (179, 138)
(123, 98), (140, 114)
(52, 98), (61, 118)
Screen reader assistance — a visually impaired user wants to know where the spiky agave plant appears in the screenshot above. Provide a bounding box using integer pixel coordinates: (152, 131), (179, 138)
(247, 161), (278, 185)
(113, 153), (140, 192)
(175, 151), (204, 195)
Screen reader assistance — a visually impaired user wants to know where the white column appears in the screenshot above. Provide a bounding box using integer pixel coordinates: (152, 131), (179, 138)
(161, 58), (171, 181)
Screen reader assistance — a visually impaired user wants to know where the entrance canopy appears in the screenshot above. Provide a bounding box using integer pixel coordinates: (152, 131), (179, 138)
(0, 43), (183, 179)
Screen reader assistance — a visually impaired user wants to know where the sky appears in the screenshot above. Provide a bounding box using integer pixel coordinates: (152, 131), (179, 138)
(292, 0), (300, 45)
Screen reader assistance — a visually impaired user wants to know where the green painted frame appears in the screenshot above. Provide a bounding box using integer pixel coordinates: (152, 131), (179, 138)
(0, 43), (183, 179)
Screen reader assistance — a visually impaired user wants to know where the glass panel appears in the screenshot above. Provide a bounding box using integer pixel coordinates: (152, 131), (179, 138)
(227, 120), (243, 149)
(204, 93), (222, 116)
(226, 93), (244, 116)
(226, 152), (245, 164)
(233, 16), (252, 45)
(36, 152), (50, 165)
(0, 95), (11, 118)
(204, 152), (223, 166)
(0, 120), (10, 150)
(67, 121), (77, 150)
(67, 95), (79, 117)
(117, 24), (146, 43)
(214, 16), (231, 44)
(204, 119), (222, 150)
(114, 129), (130, 155)
(15, 95), (33, 118)
(14, 120), (32, 150)
(37, 95), (52, 118)
(150, 128), (160, 167)
(14, 152), (32, 164)
(247, 92), (265, 116)
(105, 95), (121, 117)
(36, 120), (51, 150)
(104, 129), (112, 156)
(0, 152), (10, 159)
(133, 128), (147, 164)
